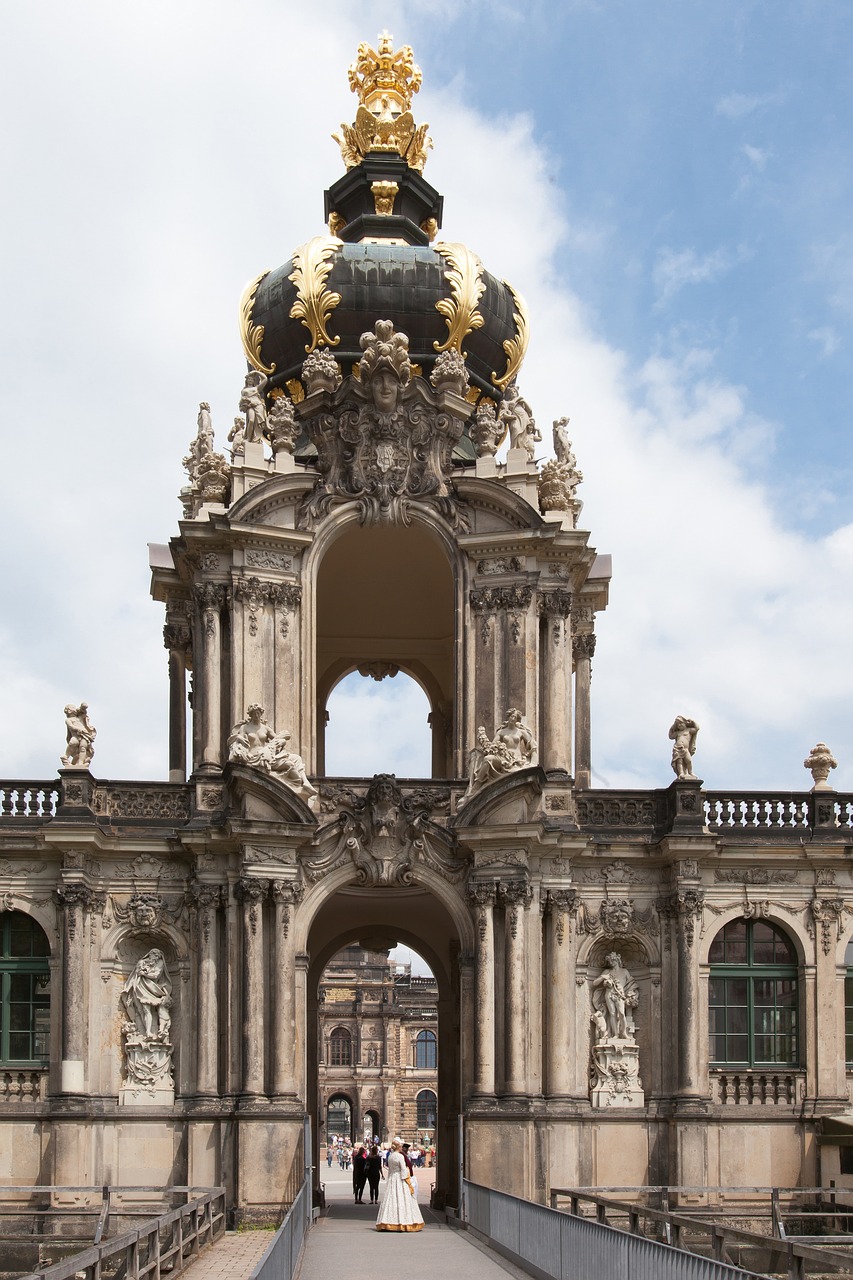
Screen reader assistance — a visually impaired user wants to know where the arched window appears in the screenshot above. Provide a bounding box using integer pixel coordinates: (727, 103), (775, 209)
(414, 1029), (436, 1069)
(0, 912), (51, 1065)
(840, 942), (845, 1059)
(416, 1089), (437, 1130)
(329, 1026), (352, 1066)
(709, 920), (798, 1067)
(327, 1095), (352, 1140)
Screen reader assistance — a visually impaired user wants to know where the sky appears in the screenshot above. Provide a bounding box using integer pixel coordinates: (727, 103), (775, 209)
(1, 1), (851, 796)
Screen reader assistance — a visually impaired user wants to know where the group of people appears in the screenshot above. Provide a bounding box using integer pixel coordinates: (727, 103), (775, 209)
(325, 1137), (426, 1232)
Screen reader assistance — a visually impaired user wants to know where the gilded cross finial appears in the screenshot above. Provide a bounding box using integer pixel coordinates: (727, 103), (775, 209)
(333, 33), (432, 173)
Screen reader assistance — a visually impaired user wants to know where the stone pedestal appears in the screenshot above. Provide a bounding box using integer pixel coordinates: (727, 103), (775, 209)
(590, 1040), (643, 1108)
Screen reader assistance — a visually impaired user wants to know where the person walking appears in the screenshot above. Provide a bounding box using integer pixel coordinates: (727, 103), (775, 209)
(353, 1144), (368, 1203)
(375, 1139), (423, 1232)
(365, 1144), (382, 1205)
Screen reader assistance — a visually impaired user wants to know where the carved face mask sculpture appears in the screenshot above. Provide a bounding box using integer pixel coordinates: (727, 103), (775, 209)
(371, 366), (400, 414)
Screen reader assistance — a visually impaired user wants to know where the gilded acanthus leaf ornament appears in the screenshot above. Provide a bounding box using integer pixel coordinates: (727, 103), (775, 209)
(492, 281), (530, 392)
(288, 237), (343, 353)
(238, 271), (276, 376)
(433, 242), (485, 357)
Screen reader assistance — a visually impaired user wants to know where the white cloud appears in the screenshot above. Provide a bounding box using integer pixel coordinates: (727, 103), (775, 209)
(652, 244), (751, 308)
(715, 90), (785, 119)
(808, 326), (842, 358)
(742, 143), (770, 170)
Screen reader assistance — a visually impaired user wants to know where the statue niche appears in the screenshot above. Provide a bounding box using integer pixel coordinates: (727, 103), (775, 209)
(299, 319), (469, 529)
(589, 950), (644, 1108)
(119, 946), (174, 1103)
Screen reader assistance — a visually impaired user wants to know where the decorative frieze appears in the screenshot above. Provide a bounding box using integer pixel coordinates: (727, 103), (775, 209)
(92, 787), (191, 821)
(714, 867), (797, 885)
(245, 548), (293, 571)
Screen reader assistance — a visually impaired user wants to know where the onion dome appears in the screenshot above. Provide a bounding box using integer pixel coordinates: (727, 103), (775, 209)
(238, 33), (529, 406)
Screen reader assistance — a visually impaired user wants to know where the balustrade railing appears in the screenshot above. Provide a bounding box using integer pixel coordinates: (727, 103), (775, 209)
(0, 783), (59, 819)
(1, 1070), (48, 1103)
(710, 1070), (804, 1106)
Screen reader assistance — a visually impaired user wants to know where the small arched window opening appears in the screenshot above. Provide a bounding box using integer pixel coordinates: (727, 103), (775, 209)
(414, 1029), (437, 1069)
(329, 1026), (352, 1066)
(416, 1089), (437, 1131)
(709, 920), (798, 1067)
(324, 670), (432, 778)
(0, 912), (50, 1065)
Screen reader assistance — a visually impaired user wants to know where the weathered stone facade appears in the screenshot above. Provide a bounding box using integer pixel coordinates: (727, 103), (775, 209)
(1, 33), (853, 1221)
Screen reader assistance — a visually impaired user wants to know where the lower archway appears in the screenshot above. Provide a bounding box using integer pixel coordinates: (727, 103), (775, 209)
(304, 880), (469, 1209)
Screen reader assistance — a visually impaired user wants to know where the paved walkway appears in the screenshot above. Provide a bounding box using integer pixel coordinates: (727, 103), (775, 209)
(178, 1163), (532, 1280)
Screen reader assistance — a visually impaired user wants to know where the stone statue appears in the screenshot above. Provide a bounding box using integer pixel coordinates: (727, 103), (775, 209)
(669, 716), (700, 780)
(591, 951), (638, 1041)
(239, 370), (269, 443)
(228, 704), (318, 808)
(60, 702), (96, 768)
(538, 418), (584, 518)
(268, 394), (300, 456)
(804, 742), (838, 791)
(181, 402), (230, 512)
(589, 951), (643, 1108)
(228, 415), (246, 458)
(120, 948), (174, 1093)
(499, 384), (541, 460)
(463, 708), (537, 800)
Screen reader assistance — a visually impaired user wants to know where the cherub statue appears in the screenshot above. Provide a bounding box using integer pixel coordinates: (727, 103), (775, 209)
(669, 716), (700, 780)
(228, 416), (246, 458)
(60, 702), (96, 768)
(239, 370), (269, 443)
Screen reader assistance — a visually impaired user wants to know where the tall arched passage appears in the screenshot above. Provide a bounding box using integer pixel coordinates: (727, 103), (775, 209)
(315, 522), (455, 778)
(303, 878), (469, 1210)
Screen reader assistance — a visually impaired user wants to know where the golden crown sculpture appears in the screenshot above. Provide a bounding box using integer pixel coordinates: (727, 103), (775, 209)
(334, 31), (433, 173)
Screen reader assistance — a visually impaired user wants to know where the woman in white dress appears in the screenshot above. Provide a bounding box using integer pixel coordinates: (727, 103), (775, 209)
(375, 1140), (424, 1232)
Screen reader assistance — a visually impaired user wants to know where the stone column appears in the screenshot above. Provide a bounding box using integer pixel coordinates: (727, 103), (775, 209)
(810, 895), (848, 1100)
(236, 878), (269, 1099)
(501, 878), (533, 1096)
(539, 591), (573, 773)
(272, 880), (303, 1099)
(544, 888), (578, 1097)
(573, 629), (596, 789)
(662, 887), (706, 1103)
(55, 885), (104, 1094)
(468, 882), (497, 1097)
(193, 583), (227, 773)
(188, 881), (222, 1097)
(164, 618), (192, 783)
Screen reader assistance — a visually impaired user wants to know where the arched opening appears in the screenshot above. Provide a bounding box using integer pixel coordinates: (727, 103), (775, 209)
(315, 523), (456, 778)
(305, 881), (466, 1209)
(326, 1094), (353, 1142)
(708, 919), (799, 1067)
(324, 669), (432, 777)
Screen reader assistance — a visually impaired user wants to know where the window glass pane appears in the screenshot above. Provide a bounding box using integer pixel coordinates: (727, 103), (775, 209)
(33, 1007), (50, 1059)
(845, 940), (853, 966)
(726, 978), (748, 1006)
(709, 978), (726, 1004)
(753, 979), (776, 1006)
(727, 1035), (748, 1061)
(726, 1006), (748, 1035)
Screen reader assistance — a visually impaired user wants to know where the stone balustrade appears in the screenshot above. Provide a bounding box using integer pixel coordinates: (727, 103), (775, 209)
(1, 1070), (48, 1103)
(0, 783), (59, 820)
(710, 1070), (805, 1106)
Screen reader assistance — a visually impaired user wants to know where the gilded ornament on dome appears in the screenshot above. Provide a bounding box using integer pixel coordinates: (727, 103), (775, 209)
(371, 180), (399, 216)
(239, 271), (276, 376)
(288, 236), (343, 353)
(492, 281), (530, 392)
(433, 242), (485, 357)
(333, 32), (433, 172)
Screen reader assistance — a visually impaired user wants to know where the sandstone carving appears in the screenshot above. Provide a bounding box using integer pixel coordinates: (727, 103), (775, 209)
(669, 716), (700, 781)
(302, 348), (342, 394)
(463, 708), (537, 801)
(268, 393), (300, 456)
(539, 418), (584, 516)
(60, 702), (96, 769)
(228, 704), (318, 809)
(121, 948), (173, 1091)
(239, 370), (269, 443)
(470, 401), (503, 456)
(299, 320), (468, 529)
(589, 951), (643, 1108)
(804, 742), (837, 791)
(181, 401), (230, 513)
(498, 384), (540, 459)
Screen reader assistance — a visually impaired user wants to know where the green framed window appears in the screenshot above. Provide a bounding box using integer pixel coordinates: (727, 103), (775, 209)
(708, 919), (798, 1067)
(840, 936), (845, 1064)
(414, 1029), (436, 1069)
(0, 911), (51, 1065)
(329, 1026), (352, 1066)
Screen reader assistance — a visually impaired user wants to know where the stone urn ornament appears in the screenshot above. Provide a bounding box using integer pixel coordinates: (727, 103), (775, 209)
(804, 742), (837, 791)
